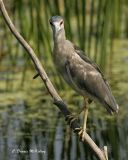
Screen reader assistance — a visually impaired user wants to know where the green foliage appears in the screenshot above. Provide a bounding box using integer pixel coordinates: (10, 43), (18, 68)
(0, 0), (126, 90)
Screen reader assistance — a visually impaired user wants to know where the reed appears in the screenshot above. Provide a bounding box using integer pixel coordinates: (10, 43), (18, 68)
(0, 0), (123, 88)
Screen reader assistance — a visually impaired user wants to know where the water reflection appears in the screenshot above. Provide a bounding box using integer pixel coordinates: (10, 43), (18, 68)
(54, 120), (63, 160)
(0, 101), (48, 160)
(0, 101), (128, 160)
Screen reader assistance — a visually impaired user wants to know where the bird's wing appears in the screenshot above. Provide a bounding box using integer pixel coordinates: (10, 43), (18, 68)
(65, 59), (118, 114)
(73, 45), (107, 82)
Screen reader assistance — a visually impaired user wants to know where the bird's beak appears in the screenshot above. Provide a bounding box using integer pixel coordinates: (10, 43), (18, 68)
(53, 22), (61, 33)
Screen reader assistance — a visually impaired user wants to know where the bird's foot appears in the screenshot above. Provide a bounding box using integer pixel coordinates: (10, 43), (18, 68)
(79, 129), (87, 141)
(74, 127), (87, 141)
(65, 114), (79, 126)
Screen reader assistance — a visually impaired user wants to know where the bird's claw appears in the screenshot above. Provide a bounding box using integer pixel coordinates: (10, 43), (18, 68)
(65, 114), (79, 126)
(79, 129), (86, 141)
(74, 127), (87, 141)
(73, 127), (82, 133)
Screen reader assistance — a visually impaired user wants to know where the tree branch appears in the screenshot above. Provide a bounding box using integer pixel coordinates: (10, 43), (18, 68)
(0, 1), (108, 159)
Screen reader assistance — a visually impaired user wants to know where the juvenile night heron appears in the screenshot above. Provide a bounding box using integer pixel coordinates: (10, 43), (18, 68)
(49, 15), (119, 139)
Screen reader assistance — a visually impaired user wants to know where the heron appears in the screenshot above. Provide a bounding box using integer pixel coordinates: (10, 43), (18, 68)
(49, 15), (119, 139)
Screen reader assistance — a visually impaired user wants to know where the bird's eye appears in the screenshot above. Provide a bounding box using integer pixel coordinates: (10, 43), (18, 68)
(60, 21), (63, 25)
(50, 21), (53, 26)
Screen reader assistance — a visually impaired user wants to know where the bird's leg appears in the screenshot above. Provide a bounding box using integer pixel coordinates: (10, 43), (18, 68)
(83, 99), (88, 132)
(78, 97), (89, 141)
(66, 98), (90, 128)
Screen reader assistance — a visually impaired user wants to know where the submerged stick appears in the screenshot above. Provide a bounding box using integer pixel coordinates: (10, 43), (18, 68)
(0, 0), (108, 159)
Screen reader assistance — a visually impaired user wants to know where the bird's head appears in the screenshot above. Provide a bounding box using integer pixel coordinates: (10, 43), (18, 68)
(49, 16), (65, 36)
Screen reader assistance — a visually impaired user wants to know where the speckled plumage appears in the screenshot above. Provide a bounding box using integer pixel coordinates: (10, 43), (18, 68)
(50, 16), (119, 114)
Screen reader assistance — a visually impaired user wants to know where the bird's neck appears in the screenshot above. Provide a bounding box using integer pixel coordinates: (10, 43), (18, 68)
(53, 29), (66, 44)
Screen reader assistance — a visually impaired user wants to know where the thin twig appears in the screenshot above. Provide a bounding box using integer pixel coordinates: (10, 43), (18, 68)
(0, 0), (108, 159)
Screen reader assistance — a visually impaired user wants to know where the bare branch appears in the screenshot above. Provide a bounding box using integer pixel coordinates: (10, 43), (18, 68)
(0, 0), (108, 159)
